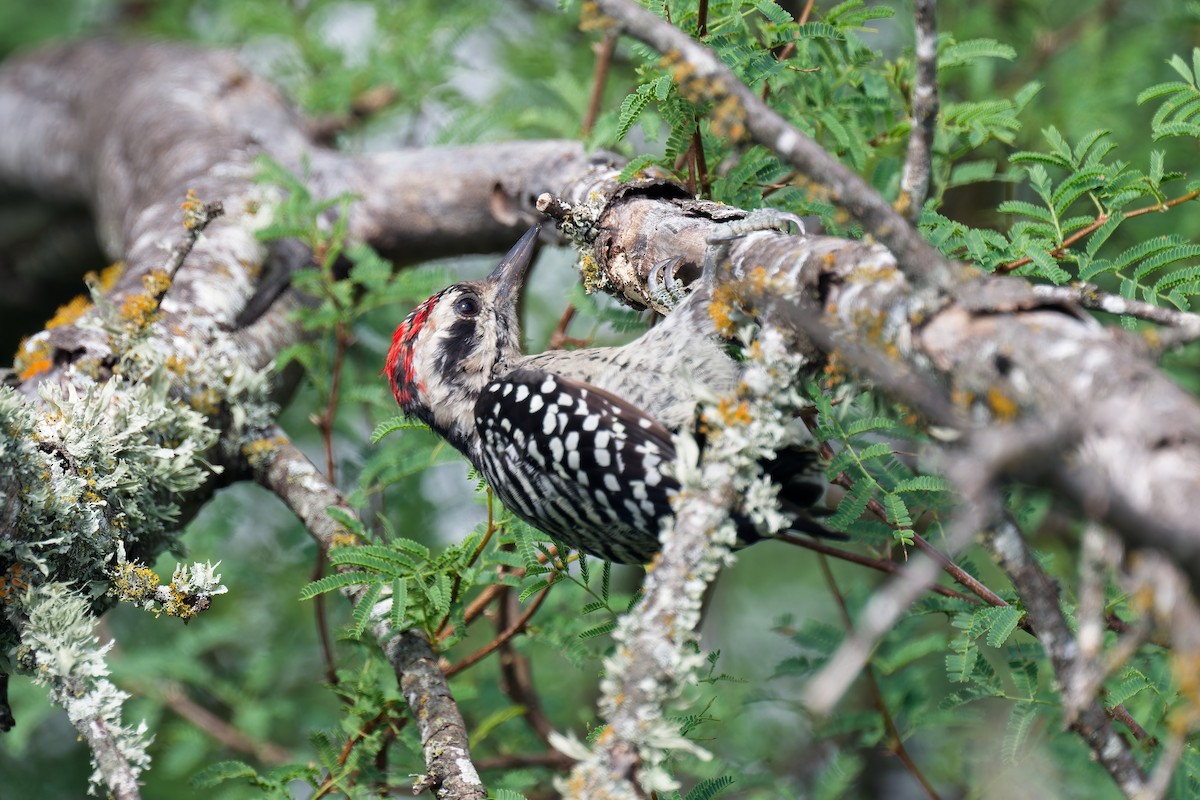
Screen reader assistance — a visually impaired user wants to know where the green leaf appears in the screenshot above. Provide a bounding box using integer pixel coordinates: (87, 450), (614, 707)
(882, 493), (912, 528)
(998, 200), (1054, 225)
(617, 153), (660, 183)
(846, 416), (897, 437)
(518, 579), (551, 602)
(1105, 670), (1152, 707)
(491, 789), (529, 800)
(893, 475), (951, 494)
(616, 84), (654, 142)
(300, 571), (372, 600)
(351, 581), (384, 638)
(939, 38), (1016, 69)
(191, 761), (261, 789)
(980, 605), (1024, 648)
(1002, 701), (1038, 765)
(371, 415), (427, 443)
(390, 578), (408, 630)
(750, 0), (793, 25)
(1138, 81), (1192, 104)
(1084, 213), (1126, 257)
(1169, 52), (1198, 85)
(579, 621), (618, 639)
(827, 482), (873, 529)
(684, 775), (736, 800)
(1051, 168), (1106, 217)
(795, 22), (844, 41)
(325, 505), (365, 537)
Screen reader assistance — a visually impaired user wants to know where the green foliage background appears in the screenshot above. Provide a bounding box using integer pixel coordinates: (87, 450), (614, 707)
(2, 1), (1200, 798)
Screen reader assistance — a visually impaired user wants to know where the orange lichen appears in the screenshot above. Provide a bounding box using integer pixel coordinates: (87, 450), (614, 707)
(118, 270), (172, 333)
(14, 335), (53, 381)
(0, 563), (29, 604)
(708, 283), (739, 336)
(716, 397), (753, 426)
(45, 295), (92, 330)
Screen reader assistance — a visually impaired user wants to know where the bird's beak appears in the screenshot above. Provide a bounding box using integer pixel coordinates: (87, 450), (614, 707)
(488, 224), (541, 303)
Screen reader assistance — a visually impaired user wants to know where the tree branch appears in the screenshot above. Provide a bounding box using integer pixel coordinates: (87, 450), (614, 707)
(248, 429), (486, 799)
(897, 0), (939, 221)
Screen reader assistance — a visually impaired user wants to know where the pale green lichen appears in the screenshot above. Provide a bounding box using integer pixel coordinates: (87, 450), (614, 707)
(14, 583), (152, 795)
(0, 264), (277, 791)
(107, 541), (228, 621)
(566, 318), (813, 797)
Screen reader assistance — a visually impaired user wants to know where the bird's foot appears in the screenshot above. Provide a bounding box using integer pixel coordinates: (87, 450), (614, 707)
(648, 256), (692, 310)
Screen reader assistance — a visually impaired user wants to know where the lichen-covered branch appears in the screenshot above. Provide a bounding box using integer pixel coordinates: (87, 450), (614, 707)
(248, 430), (485, 799)
(565, 321), (812, 796)
(590, 0), (958, 291)
(983, 519), (1149, 797)
(897, 0), (939, 221)
(0, 40), (613, 795)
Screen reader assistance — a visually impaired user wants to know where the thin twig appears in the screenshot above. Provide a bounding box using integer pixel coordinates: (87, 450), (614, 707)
(547, 304), (584, 350)
(385, 631), (487, 799)
(496, 588), (559, 746)
(775, 532), (978, 604)
(982, 517), (1148, 797)
(819, 555), (943, 800)
(249, 432), (486, 797)
(583, 29), (619, 138)
(444, 583), (554, 678)
(1031, 280), (1200, 351)
(998, 190), (1200, 274)
(158, 681), (292, 765)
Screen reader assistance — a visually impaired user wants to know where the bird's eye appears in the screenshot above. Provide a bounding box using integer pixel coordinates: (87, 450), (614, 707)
(455, 296), (479, 317)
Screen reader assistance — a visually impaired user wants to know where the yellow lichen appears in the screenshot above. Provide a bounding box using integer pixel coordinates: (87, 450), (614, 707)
(708, 283), (739, 336)
(180, 188), (206, 231)
(331, 531), (360, 549)
(119, 292), (162, 332)
(986, 386), (1019, 421)
(189, 387), (222, 417)
(85, 261), (125, 293)
(241, 436), (289, 469)
(164, 353), (188, 377)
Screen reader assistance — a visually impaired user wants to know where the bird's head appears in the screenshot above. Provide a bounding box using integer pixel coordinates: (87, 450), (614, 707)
(384, 224), (540, 443)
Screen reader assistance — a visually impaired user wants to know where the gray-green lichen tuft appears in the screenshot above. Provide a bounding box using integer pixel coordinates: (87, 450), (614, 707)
(14, 583), (152, 794)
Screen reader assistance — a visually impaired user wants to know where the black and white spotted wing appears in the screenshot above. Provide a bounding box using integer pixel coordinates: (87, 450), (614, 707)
(474, 368), (678, 564)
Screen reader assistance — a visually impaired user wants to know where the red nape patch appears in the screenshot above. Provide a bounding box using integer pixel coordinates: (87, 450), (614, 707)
(383, 292), (443, 407)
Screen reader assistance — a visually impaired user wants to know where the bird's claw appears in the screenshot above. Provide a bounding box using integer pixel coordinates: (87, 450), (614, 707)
(648, 256), (691, 310)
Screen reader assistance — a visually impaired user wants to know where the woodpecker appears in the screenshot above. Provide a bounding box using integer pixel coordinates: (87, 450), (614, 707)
(384, 223), (827, 563)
